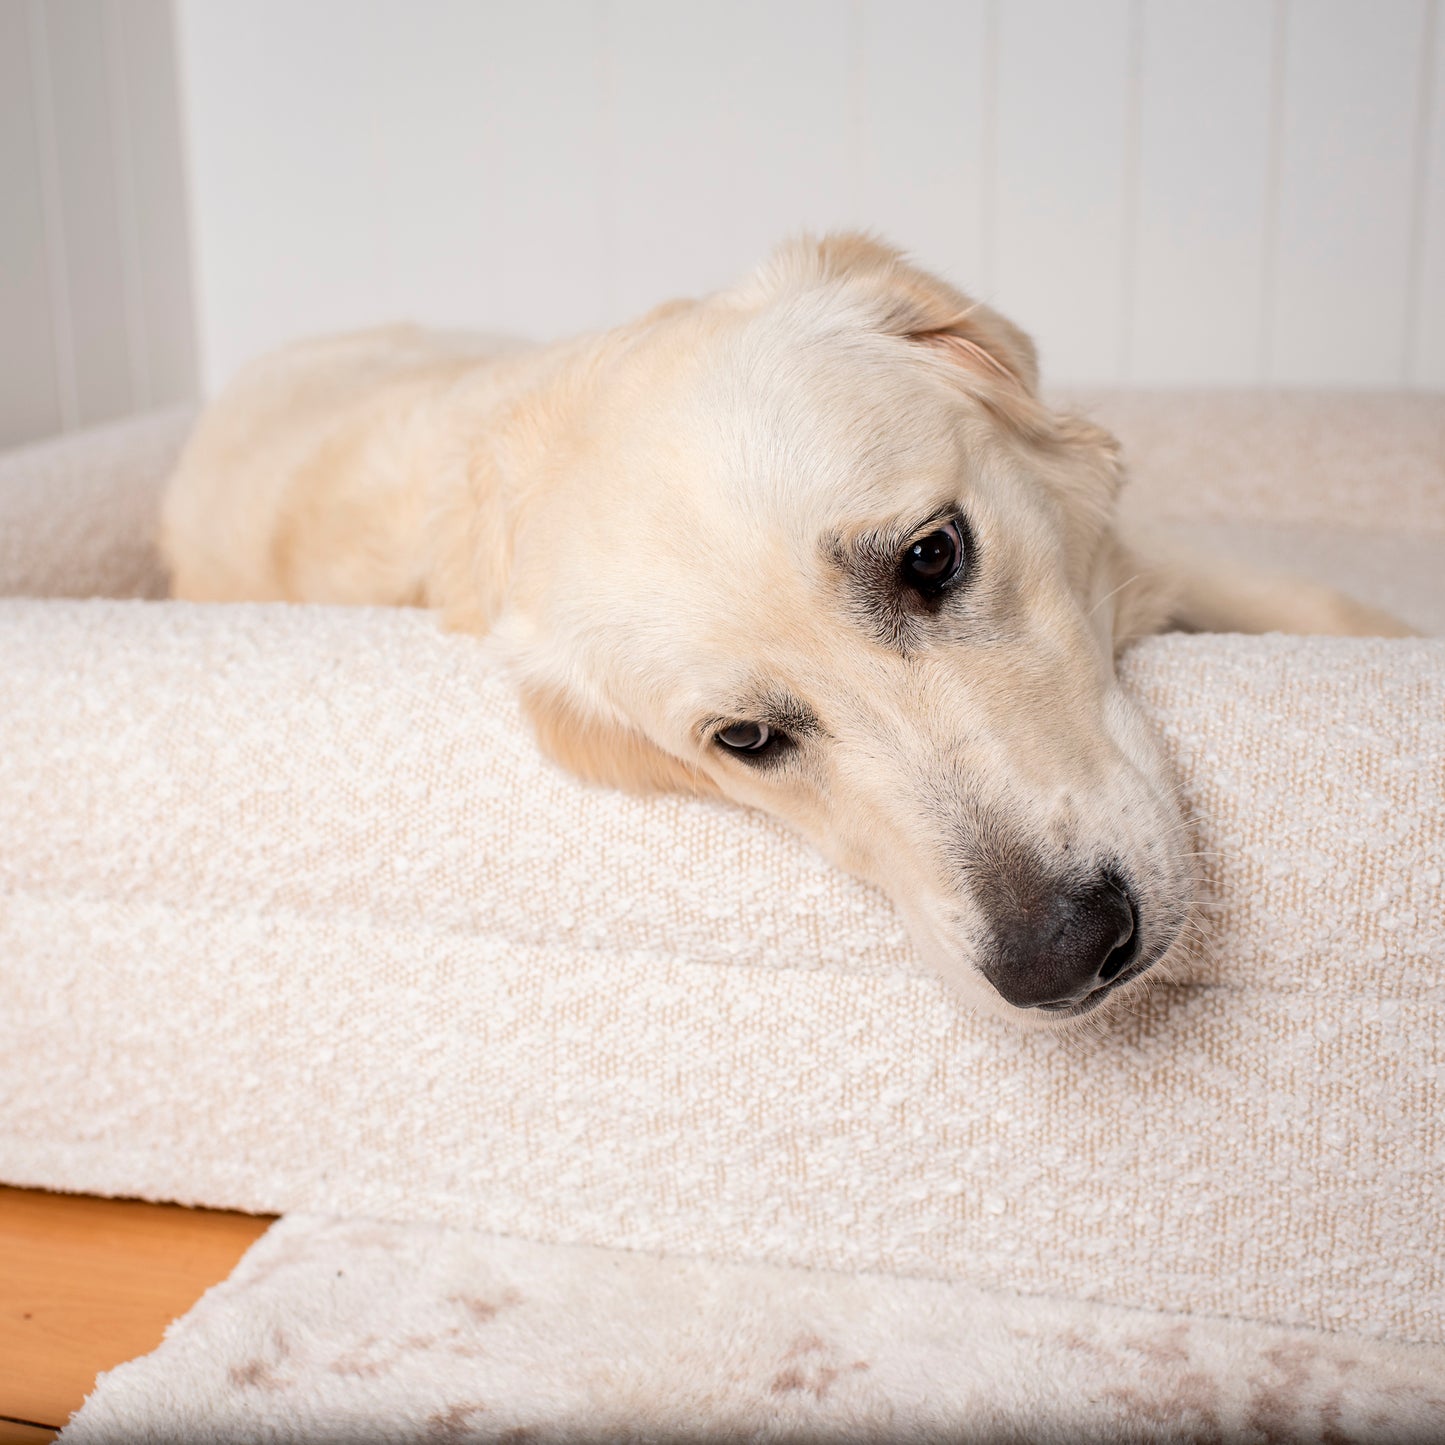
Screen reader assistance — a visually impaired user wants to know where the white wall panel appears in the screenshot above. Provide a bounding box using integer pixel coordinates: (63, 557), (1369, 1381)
(170, 0), (1445, 394)
(0, 0), (195, 449)
(108, 0), (198, 409)
(608, 0), (856, 319)
(177, 1), (395, 389)
(44, 0), (136, 427)
(1413, 0), (1445, 387)
(9, 0), (1442, 435)
(853, 0), (989, 291)
(1269, 0), (1428, 384)
(372, 0), (612, 339)
(1129, 0), (1275, 384)
(0, 1), (63, 447)
(991, 0), (1135, 384)
(180, 0), (614, 383)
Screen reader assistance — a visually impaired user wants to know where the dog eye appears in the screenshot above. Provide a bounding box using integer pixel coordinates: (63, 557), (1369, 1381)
(716, 721), (775, 755)
(900, 518), (967, 596)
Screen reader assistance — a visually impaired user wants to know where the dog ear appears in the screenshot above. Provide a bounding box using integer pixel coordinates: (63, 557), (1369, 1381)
(736, 232), (1041, 397)
(742, 231), (1120, 489)
(518, 681), (720, 797)
(741, 233), (1125, 552)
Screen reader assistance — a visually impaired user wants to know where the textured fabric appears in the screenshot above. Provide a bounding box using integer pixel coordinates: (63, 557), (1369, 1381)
(1162, 519), (1445, 637)
(1063, 388), (1445, 535)
(2, 600), (1441, 1344)
(59, 1214), (1445, 1444)
(0, 407), (188, 600)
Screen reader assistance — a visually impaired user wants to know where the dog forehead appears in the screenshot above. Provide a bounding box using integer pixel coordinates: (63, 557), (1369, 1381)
(709, 318), (971, 505)
(529, 314), (1025, 703)
(591, 320), (975, 542)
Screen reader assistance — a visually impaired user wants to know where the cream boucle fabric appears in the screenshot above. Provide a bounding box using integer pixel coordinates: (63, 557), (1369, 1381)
(1077, 388), (1445, 636)
(0, 407), (185, 600)
(2, 600), (1442, 1344)
(60, 1215), (1445, 1444)
(1, 394), (1441, 1357)
(1066, 388), (1445, 534)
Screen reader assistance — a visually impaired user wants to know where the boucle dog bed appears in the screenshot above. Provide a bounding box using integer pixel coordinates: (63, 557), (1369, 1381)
(1, 393), (1442, 1437)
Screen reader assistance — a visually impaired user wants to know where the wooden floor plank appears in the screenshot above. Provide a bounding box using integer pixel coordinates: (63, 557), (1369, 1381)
(0, 1419), (59, 1444)
(0, 1186), (273, 1430)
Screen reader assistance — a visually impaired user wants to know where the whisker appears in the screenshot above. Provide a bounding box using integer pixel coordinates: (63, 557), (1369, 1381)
(1089, 572), (1143, 619)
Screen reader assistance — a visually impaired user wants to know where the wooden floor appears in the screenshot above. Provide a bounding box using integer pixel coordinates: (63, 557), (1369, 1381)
(0, 1186), (273, 1438)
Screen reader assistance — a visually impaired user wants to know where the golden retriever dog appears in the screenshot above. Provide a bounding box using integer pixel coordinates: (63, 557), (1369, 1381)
(161, 235), (1409, 1024)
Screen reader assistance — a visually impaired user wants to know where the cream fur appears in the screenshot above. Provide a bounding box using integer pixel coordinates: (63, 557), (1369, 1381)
(161, 234), (1411, 1017)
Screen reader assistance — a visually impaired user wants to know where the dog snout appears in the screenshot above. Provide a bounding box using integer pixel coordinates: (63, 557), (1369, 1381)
(981, 872), (1140, 1011)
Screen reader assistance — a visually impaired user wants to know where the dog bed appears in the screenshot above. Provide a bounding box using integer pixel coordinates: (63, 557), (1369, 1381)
(2, 393), (1442, 1431)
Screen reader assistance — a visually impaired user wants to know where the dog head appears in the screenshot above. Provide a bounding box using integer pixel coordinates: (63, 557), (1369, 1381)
(454, 235), (1191, 1022)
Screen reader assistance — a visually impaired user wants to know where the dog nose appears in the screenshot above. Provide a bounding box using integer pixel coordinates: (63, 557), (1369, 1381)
(982, 874), (1139, 1011)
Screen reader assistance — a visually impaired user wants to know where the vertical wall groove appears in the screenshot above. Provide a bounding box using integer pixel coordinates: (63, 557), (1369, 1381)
(1404, 0), (1439, 384)
(103, 0), (151, 412)
(25, 0), (79, 431)
(595, 0), (618, 326)
(1118, 0), (1144, 382)
(846, 0), (866, 217)
(978, 0), (999, 296)
(170, 0), (210, 398)
(1258, 0), (1289, 382)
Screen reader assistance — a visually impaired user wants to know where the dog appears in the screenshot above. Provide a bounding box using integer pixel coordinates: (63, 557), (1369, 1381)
(161, 234), (1412, 1024)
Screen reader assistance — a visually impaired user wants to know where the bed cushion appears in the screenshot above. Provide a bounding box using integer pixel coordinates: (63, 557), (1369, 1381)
(2, 599), (1440, 1342)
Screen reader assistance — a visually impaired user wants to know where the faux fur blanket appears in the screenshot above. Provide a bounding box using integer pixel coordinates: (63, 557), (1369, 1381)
(59, 1214), (1445, 1443)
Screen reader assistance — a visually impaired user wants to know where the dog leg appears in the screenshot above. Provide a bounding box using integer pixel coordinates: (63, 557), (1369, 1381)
(1144, 539), (1419, 638)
